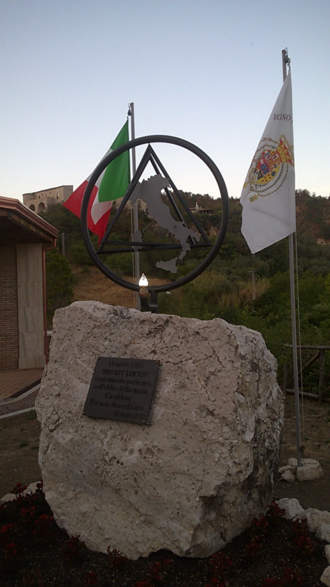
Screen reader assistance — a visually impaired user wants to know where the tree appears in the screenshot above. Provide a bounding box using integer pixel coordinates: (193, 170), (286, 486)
(46, 248), (74, 325)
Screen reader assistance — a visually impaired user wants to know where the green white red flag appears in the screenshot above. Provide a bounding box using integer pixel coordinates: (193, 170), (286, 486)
(240, 70), (295, 254)
(63, 121), (130, 240)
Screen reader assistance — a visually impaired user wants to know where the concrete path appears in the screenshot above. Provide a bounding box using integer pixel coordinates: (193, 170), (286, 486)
(0, 369), (43, 418)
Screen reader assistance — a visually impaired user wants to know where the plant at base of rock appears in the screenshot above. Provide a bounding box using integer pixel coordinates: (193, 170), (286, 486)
(204, 577), (226, 587)
(83, 570), (98, 586)
(107, 546), (127, 570)
(261, 566), (304, 587)
(11, 482), (27, 498)
(150, 558), (172, 582)
(20, 568), (46, 587)
(290, 519), (315, 558)
(250, 515), (270, 539)
(1, 541), (19, 571)
(33, 513), (55, 546)
(294, 533), (315, 558)
(266, 501), (285, 527)
(245, 536), (262, 558)
(20, 504), (36, 527)
(0, 522), (15, 543)
(62, 534), (86, 562)
(244, 513), (271, 559)
(36, 480), (44, 493)
(209, 551), (233, 580)
(0, 524), (18, 571)
(0, 483), (327, 587)
(151, 560), (162, 582)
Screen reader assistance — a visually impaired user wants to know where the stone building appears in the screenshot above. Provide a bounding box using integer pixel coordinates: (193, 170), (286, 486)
(0, 196), (58, 370)
(23, 185), (73, 214)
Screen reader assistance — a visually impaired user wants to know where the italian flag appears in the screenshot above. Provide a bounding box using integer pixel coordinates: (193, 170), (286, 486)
(63, 121), (130, 241)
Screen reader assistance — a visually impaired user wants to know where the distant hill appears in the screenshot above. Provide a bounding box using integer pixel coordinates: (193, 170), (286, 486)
(295, 190), (330, 242)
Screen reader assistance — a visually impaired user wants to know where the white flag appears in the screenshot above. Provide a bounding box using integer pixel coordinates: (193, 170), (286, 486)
(240, 70), (295, 254)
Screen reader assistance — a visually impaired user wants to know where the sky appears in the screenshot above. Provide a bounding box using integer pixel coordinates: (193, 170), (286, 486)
(1, 0), (329, 203)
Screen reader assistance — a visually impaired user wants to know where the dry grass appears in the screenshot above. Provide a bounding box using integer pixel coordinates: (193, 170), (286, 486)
(71, 266), (137, 308)
(71, 266), (169, 309)
(220, 276), (270, 307)
(72, 266), (270, 313)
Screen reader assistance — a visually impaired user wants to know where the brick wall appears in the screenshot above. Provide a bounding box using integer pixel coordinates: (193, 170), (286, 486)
(0, 245), (19, 369)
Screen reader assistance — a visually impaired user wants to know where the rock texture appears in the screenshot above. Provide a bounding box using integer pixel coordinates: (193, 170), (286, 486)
(36, 302), (284, 559)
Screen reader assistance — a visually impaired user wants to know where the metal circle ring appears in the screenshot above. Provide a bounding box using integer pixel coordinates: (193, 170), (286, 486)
(81, 135), (229, 293)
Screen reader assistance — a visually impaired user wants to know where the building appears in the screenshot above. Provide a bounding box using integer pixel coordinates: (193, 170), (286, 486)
(23, 185), (73, 214)
(190, 202), (215, 215)
(0, 196), (58, 371)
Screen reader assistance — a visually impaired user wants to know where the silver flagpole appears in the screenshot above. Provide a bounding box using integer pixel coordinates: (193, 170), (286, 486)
(128, 102), (141, 310)
(282, 49), (302, 467)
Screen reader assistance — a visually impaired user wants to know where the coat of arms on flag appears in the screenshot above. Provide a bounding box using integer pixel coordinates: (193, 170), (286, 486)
(240, 69), (296, 254)
(243, 134), (294, 202)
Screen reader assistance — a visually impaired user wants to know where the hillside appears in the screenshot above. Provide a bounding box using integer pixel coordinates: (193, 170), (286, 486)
(71, 266), (137, 308)
(71, 266), (169, 309)
(295, 189), (330, 242)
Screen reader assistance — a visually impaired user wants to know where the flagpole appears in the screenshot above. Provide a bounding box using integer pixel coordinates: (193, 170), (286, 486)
(128, 102), (141, 310)
(282, 49), (302, 467)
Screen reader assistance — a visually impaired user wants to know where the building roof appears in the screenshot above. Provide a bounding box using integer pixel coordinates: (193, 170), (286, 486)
(0, 196), (58, 246)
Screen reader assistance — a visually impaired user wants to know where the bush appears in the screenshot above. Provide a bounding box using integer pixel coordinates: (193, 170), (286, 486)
(46, 248), (74, 324)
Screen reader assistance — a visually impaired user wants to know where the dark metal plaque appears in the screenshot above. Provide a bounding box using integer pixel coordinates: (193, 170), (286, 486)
(83, 357), (159, 425)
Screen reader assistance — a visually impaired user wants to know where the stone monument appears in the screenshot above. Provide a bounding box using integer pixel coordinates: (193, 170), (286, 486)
(36, 301), (284, 559)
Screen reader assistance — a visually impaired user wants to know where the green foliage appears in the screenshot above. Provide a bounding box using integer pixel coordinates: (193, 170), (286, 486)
(69, 234), (99, 266)
(40, 203), (81, 236)
(46, 248), (73, 324)
(40, 205), (91, 264)
(104, 251), (134, 276)
(41, 190), (330, 394)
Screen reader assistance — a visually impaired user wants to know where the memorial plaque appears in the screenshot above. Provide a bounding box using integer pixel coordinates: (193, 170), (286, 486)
(83, 357), (159, 425)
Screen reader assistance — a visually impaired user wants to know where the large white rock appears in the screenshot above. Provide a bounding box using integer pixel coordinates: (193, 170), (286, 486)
(281, 469), (296, 483)
(297, 509), (330, 533)
(321, 566), (330, 586)
(296, 462), (324, 481)
(325, 545), (330, 564)
(36, 302), (284, 559)
(288, 458), (320, 467)
(276, 498), (304, 520)
(316, 523), (330, 543)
